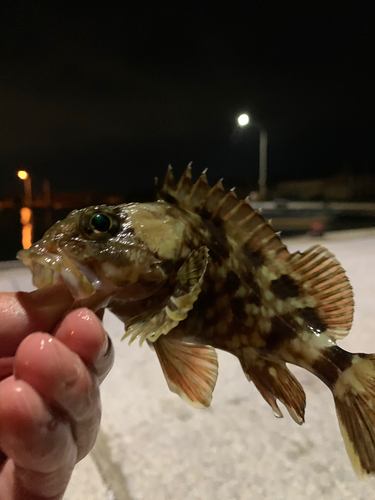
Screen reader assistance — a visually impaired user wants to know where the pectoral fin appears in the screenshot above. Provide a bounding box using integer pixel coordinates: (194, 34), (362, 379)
(153, 336), (218, 408)
(122, 247), (209, 345)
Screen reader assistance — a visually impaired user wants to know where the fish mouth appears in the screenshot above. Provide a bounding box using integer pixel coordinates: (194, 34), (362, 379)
(17, 248), (100, 300)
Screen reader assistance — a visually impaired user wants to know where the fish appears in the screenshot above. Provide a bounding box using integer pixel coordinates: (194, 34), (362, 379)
(17, 164), (375, 478)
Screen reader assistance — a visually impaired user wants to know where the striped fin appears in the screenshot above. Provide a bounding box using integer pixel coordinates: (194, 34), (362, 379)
(333, 353), (375, 477)
(153, 337), (218, 408)
(164, 164), (177, 191)
(121, 247), (209, 345)
(175, 162), (194, 202)
(157, 164), (177, 202)
(222, 197), (248, 222)
(211, 188), (238, 220)
(241, 349), (306, 424)
(287, 245), (354, 338)
(184, 169), (211, 208)
(159, 165), (289, 262)
(200, 178), (226, 213)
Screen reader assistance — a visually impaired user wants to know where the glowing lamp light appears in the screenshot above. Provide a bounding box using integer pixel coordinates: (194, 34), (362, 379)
(20, 207), (32, 225)
(17, 170), (29, 180)
(237, 113), (250, 127)
(17, 171), (33, 247)
(22, 224), (33, 249)
(20, 207), (33, 249)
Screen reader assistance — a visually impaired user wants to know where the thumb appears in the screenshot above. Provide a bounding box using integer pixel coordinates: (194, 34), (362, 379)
(0, 285), (74, 357)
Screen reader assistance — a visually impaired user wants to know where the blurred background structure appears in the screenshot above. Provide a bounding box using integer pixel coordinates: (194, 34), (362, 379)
(1, 1), (375, 258)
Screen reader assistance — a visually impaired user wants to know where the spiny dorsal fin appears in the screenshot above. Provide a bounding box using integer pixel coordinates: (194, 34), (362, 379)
(175, 162), (194, 202)
(211, 189), (239, 220)
(121, 247), (209, 345)
(159, 165), (289, 262)
(185, 169), (211, 207)
(287, 245), (354, 339)
(158, 165), (177, 202)
(165, 164), (176, 189)
(199, 178), (225, 213)
(153, 337), (218, 408)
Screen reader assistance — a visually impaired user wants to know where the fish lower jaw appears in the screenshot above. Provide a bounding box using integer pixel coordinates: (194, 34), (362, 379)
(17, 249), (100, 300)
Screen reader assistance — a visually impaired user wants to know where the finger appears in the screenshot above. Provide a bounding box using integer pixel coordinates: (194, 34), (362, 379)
(0, 376), (76, 499)
(0, 285), (73, 357)
(0, 357), (14, 381)
(14, 332), (102, 460)
(53, 308), (114, 383)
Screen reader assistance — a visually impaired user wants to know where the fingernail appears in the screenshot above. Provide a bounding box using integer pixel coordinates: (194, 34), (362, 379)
(76, 308), (109, 358)
(100, 334), (111, 357)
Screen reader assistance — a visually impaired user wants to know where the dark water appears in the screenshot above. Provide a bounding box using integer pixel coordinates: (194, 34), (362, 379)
(0, 209), (22, 261)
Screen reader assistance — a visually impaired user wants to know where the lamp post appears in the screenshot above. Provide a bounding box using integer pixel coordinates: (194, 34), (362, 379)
(237, 114), (268, 200)
(17, 170), (32, 206)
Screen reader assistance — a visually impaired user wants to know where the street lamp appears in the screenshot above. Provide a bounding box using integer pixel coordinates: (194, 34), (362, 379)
(237, 113), (268, 200)
(237, 113), (250, 126)
(17, 170), (32, 206)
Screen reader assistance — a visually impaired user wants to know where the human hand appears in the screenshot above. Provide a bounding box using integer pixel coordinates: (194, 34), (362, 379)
(0, 285), (114, 500)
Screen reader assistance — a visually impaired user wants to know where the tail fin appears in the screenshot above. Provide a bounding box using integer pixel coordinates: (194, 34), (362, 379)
(333, 353), (375, 478)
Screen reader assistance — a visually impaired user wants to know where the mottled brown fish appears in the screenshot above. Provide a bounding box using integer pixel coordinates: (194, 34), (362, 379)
(18, 165), (375, 477)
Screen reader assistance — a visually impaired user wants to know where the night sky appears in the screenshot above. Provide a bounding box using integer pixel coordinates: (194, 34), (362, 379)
(1, 1), (375, 200)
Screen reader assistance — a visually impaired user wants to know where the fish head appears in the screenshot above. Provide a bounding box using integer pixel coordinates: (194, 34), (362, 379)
(17, 201), (184, 304)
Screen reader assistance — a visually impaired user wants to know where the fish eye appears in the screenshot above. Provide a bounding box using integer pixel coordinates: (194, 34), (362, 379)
(81, 211), (120, 239)
(90, 213), (112, 233)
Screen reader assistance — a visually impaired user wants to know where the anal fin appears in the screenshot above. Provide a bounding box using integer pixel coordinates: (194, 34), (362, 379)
(153, 337), (218, 409)
(241, 350), (306, 424)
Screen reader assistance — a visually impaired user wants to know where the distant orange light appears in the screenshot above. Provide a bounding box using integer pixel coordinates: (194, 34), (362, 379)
(20, 207), (32, 224)
(22, 224), (33, 249)
(20, 207), (33, 248)
(17, 170), (29, 180)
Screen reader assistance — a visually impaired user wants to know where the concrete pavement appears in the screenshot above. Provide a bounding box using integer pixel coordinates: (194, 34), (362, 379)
(1, 228), (375, 500)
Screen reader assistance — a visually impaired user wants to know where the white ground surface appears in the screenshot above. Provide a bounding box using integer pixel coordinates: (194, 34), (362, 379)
(1, 228), (375, 500)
